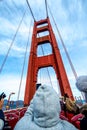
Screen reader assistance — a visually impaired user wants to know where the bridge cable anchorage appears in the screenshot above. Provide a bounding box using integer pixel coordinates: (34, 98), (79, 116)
(26, 0), (36, 21)
(45, 0), (48, 18)
(37, 34), (53, 88)
(47, 3), (85, 99)
(16, 20), (32, 107)
(0, 10), (26, 74)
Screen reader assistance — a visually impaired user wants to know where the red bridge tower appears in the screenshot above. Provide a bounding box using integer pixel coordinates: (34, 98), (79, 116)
(24, 18), (73, 106)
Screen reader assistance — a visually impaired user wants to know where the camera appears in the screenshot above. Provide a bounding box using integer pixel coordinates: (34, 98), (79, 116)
(0, 92), (6, 100)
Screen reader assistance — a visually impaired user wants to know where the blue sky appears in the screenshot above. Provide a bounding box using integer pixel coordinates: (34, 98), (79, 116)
(0, 0), (87, 101)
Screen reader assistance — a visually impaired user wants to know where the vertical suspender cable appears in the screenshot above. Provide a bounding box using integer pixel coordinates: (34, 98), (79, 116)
(37, 34), (53, 87)
(26, 0), (36, 21)
(0, 10), (26, 74)
(16, 20), (32, 107)
(45, 0), (48, 18)
(26, 0), (53, 87)
(48, 4), (78, 80)
(41, 46), (53, 88)
(47, 3), (85, 99)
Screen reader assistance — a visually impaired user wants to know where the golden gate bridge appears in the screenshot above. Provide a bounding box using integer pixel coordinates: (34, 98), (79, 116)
(0, 0), (86, 129)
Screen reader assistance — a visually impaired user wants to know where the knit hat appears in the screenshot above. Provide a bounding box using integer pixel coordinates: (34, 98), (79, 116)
(76, 76), (87, 92)
(14, 85), (78, 130)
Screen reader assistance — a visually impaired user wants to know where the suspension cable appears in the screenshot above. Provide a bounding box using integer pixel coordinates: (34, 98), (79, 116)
(16, 20), (32, 107)
(48, 4), (78, 80)
(26, 0), (36, 21)
(26, 0), (53, 87)
(0, 10), (26, 74)
(11, 0), (19, 9)
(45, 0), (48, 18)
(47, 3), (86, 99)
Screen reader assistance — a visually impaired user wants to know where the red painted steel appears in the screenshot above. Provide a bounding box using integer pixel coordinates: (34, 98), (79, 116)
(24, 18), (74, 106)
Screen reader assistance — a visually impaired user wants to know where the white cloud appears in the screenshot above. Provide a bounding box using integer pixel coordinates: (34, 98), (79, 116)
(0, 17), (17, 34)
(0, 16), (32, 38)
(0, 38), (30, 58)
(0, 0), (87, 102)
(6, 0), (26, 7)
(80, 40), (87, 47)
(0, 74), (26, 100)
(0, 16), (33, 57)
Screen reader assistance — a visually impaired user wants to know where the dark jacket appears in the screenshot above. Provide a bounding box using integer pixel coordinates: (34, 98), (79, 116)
(80, 116), (87, 130)
(0, 109), (4, 121)
(0, 109), (5, 130)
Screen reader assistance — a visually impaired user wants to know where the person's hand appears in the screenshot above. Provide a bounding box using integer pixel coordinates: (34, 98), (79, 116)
(0, 98), (4, 109)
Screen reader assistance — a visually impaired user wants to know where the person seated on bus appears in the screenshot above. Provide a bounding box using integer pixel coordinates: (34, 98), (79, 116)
(63, 93), (79, 115)
(80, 103), (87, 130)
(14, 84), (78, 130)
(0, 98), (5, 130)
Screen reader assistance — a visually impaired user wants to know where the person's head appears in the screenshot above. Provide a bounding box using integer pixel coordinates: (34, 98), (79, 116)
(64, 93), (69, 101)
(64, 93), (69, 98)
(82, 110), (87, 117)
(33, 84), (61, 127)
(80, 103), (87, 117)
(14, 84), (78, 130)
